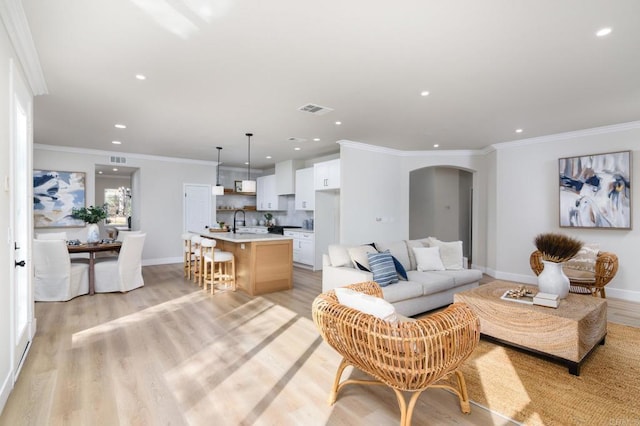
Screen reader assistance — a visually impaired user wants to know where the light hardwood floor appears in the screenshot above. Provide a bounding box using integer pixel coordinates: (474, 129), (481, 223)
(1, 266), (637, 425)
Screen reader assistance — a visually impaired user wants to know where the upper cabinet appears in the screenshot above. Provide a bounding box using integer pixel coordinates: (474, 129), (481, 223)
(314, 159), (340, 190)
(276, 159), (303, 195)
(257, 174), (287, 211)
(295, 167), (314, 210)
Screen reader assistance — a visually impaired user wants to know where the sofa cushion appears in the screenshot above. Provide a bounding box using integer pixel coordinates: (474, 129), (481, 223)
(367, 252), (398, 287)
(334, 287), (397, 323)
(413, 246), (445, 271)
(406, 271), (456, 295)
(375, 240), (411, 272)
(428, 240), (464, 270)
(328, 244), (353, 268)
(428, 269), (483, 286)
(380, 280), (425, 304)
(348, 245), (378, 270)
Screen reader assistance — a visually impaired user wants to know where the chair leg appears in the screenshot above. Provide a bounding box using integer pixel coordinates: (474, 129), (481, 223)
(393, 388), (425, 426)
(328, 358), (350, 405)
(453, 369), (471, 414)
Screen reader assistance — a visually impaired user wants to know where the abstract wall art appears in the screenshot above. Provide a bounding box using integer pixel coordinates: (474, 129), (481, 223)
(34, 170), (86, 228)
(559, 151), (631, 229)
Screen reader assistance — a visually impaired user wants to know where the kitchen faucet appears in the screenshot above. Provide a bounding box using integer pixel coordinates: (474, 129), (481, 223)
(233, 209), (245, 233)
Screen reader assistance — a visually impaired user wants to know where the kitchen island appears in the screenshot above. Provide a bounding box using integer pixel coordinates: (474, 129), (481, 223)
(195, 230), (293, 296)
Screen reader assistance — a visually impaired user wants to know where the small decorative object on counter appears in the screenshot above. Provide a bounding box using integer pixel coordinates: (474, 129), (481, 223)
(264, 213), (273, 227)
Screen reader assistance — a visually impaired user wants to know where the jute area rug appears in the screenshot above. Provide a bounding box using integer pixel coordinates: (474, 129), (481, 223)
(454, 322), (640, 425)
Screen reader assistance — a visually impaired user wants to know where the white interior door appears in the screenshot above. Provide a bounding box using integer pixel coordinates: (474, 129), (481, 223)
(184, 184), (212, 232)
(10, 60), (33, 379)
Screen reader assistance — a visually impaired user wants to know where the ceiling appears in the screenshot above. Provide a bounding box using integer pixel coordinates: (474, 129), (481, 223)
(22, 0), (640, 169)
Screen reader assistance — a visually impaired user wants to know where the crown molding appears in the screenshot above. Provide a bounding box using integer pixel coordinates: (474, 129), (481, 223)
(491, 120), (640, 150)
(337, 139), (484, 157)
(34, 143), (264, 173)
(0, 0), (48, 95)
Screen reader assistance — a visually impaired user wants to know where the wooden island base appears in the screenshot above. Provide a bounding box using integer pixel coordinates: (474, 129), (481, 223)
(214, 238), (293, 296)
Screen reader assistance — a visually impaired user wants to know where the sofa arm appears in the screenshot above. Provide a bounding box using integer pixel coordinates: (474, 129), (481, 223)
(322, 263), (374, 292)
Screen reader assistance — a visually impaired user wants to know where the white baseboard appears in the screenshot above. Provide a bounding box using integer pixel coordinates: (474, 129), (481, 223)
(142, 257), (182, 266)
(0, 368), (13, 418)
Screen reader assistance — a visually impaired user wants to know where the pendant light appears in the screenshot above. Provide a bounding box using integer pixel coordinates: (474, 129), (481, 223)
(212, 146), (225, 195)
(241, 132), (256, 193)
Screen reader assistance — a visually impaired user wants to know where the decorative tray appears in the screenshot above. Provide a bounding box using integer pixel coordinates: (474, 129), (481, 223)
(208, 228), (229, 233)
(500, 290), (535, 305)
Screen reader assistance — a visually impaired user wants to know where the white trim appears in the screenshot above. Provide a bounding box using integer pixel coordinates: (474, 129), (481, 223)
(34, 144), (265, 173)
(142, 257), (183, 266)
(604, 288), (640, 303)
(491, 121), (640, 151)
(0, 0), (47, 95)
(338, 139), (484, 157)
(0, 371), (12, 418)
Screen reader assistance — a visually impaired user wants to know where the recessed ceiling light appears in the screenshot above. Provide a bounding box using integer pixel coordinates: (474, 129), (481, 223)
(98, 171), (103, 174)
(433, 144), (439, 148)
(113, 168), (118, 172)
(244, 162), (249, 165)
(313, 138), (320, 142)
(596, 27), (612, 37)
(515, 128), (523, 133)
(294, 147), (301, 151)
(266, 155), (272, 159)
(335, 121), (342, 126)
(114, 124), (126, 129)
(420, 91), (430, 97)
(112, 140), (122, 145)
(135, 74), (146, 80)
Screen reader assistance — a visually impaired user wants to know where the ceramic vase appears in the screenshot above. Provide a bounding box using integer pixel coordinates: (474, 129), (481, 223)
(86, 223), (100, 243)
(537, 260), (570, 299)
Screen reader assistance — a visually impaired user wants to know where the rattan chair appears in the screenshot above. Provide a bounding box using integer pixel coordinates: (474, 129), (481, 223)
(530, 250), (618, 298)
(312, 281), (480, 426)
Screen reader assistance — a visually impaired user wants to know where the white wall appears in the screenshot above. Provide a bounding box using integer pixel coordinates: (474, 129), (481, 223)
(34, 146), (218, 264)
(490, 123), (640, 300)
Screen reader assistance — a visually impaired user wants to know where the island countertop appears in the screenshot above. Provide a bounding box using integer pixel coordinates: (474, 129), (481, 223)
(193, 230), (293, 243)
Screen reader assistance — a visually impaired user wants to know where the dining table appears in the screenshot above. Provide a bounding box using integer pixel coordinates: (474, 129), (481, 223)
(67, 241), (122, 295)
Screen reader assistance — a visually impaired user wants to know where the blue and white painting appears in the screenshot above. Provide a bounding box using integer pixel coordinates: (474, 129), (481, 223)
(559, 151), (631, 229)
(34, 170), (86, 228)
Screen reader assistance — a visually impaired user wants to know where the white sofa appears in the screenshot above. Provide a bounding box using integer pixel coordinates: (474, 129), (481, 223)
(322, 238), (483, 317)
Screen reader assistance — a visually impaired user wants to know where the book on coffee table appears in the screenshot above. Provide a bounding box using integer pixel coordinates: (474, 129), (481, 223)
(533, 292), (559, 308)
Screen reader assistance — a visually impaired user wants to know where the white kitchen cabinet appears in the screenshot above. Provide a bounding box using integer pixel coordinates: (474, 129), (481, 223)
(284, 230), (315, 267)
(276, 159), (303, 195)
(314, 159), (340, 190)
(257, 174), (286, 211)
(295, 167), (315, 210)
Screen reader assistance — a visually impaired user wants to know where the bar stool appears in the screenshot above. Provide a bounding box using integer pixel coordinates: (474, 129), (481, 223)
(200, 238), (235, 294)
(182, 232), (196, 278)
(190, 235), (203, 284)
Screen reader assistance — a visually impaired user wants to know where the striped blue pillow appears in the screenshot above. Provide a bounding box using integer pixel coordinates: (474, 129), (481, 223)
(367, 252), (399, 287)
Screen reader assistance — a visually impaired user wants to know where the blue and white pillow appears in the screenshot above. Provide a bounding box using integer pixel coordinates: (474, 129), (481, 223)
(367, 251), (399, 287)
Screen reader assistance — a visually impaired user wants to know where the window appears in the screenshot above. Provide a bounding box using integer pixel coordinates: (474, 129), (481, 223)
(104, 187), (131, 225)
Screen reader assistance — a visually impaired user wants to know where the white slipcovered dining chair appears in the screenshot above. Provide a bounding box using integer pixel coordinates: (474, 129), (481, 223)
(94, 233), (146, 293)
(33, 239), (89, 301)
(116, 229), (142, 241)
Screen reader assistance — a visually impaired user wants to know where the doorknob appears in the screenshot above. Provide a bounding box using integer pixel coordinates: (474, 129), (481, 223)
(15, 260), (26, 267)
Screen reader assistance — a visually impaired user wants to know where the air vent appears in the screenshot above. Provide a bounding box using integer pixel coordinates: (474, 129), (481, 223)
(287, 137), (307, 143)
(109, 156), (127, 165)
(298, 103), (334, 115)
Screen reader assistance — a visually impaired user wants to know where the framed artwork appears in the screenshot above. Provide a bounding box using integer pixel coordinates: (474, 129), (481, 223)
(234, 180), (243, 192)
(34, 170), (86, 228)
(559, 151), (631, 229)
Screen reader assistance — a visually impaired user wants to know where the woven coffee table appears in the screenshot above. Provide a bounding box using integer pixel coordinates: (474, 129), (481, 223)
(454, 280), (607, 375)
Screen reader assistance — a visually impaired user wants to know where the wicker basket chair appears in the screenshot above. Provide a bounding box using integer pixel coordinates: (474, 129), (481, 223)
(312, 281), (480, 426)
(529, 250), (618, 298)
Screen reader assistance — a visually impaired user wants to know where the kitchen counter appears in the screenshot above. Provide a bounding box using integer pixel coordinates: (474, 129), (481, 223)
(194, 229), (293, 296)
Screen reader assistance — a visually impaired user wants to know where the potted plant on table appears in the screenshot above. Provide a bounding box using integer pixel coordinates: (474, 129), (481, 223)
(534, 233), (582, 299)
(72, 205), (108, 243)
(264, 213), (274, 227)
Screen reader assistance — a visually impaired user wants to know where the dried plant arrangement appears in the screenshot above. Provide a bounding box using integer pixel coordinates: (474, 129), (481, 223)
(534, 233), (583, 263)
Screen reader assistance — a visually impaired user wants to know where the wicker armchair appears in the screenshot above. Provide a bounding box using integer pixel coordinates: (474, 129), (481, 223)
(312, 281), (480, 426)
(529, 250), (618, 298)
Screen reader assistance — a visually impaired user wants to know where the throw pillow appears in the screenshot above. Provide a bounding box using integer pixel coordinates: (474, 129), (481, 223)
(328, 244), (353, 268)
(429, 240), (464, 270)
(347, 245), (378, 271)
(405, 239), (430, 270)
(334, 287), (397, 323)
(564, 243), (599, 273)
(374, 240), (411, 272)
(412, 246), (445, 271)
(378, 249), (408, 280)
(367, 251), (399, 287)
